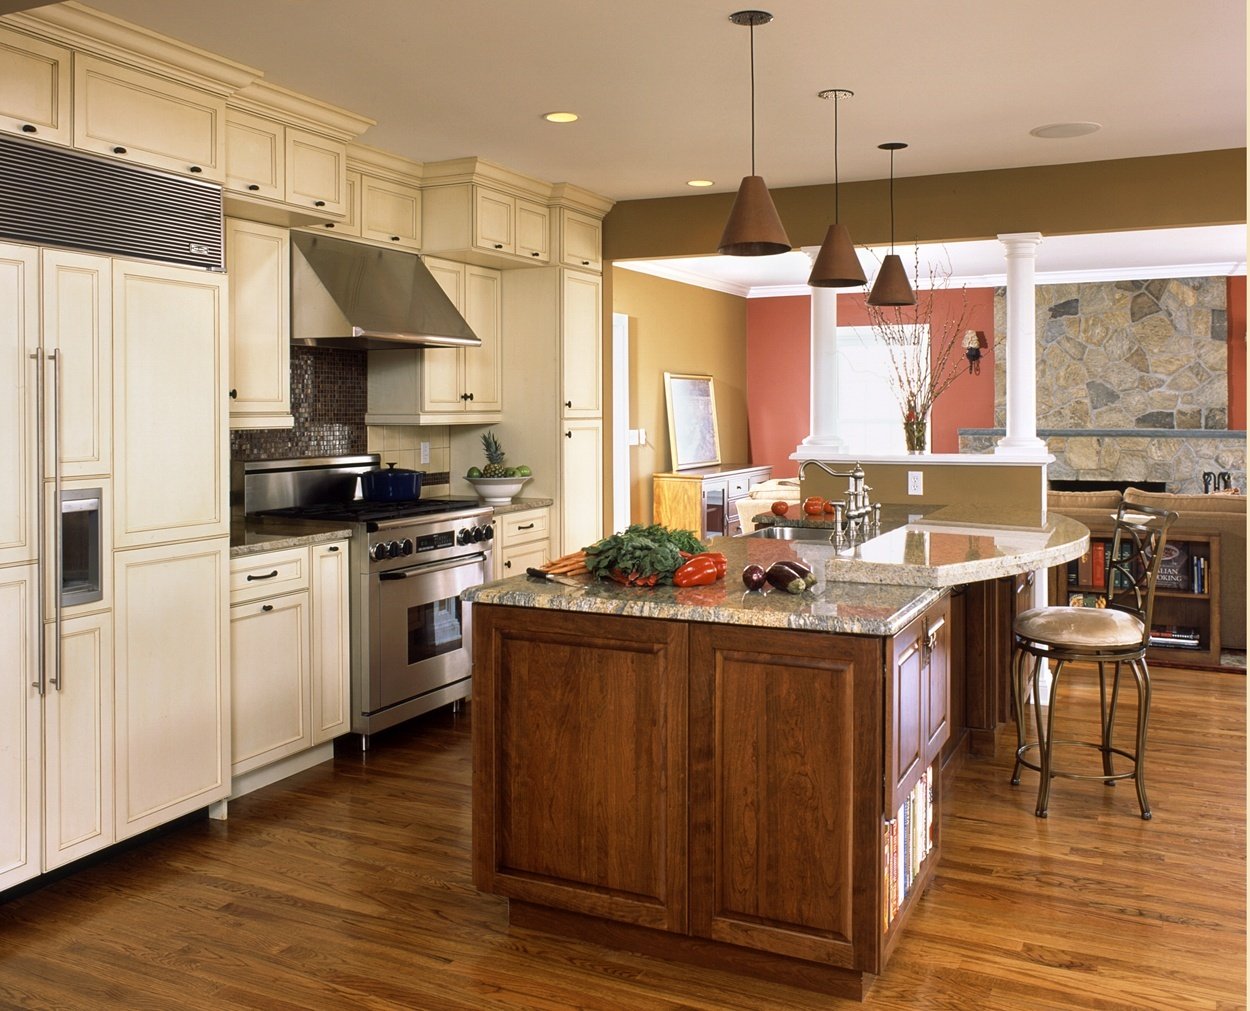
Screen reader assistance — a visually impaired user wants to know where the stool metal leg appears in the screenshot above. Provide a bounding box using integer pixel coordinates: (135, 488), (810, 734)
(1102, 661), (1124, 782)
(1010, 645), (1029, 786)
(1130, 658), (1152, 820)
(1035, 657), (1060, 818)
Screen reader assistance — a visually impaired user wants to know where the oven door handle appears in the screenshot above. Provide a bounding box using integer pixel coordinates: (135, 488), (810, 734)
(378, 555), (486, 580)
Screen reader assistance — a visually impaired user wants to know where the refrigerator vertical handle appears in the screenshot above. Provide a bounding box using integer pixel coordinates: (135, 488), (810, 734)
(28, 350), (46, 695)
(50, 349), (62, 691)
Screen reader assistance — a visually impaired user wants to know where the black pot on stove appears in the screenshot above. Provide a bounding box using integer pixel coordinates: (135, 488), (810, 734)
(360, 462), (423, 502)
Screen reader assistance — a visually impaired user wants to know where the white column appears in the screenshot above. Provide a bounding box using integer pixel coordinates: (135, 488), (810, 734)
(795, 284), (847, 457)
(995, 232), (1048, 457)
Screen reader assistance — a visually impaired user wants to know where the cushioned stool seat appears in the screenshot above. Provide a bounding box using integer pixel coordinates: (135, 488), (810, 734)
(1011, 500), (1177, 819)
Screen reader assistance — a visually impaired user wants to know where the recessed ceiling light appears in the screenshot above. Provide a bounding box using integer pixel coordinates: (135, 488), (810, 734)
(543, 111), (578, 124)
(1029, 121), (1102, 139)
(687, 179), (715, 188)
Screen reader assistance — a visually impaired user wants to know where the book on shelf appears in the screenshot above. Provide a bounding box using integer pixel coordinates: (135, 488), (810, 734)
(1076, 548), (1093, 587)
(1068, 591), (1107, 608)
(1149, 625), (1201, 648)
(1155, 541), (1191, 592)
(1091, 541), (1106, 589)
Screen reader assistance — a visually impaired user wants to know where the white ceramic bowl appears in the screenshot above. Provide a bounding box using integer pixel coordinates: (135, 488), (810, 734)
(466, 475), (531, 505)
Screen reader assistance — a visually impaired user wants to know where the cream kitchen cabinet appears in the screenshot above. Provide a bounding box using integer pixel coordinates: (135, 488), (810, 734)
(556, 207), (603, 271)
(226, 218), (293, 430)
(0, 243), (40, 568)
(112, 260), (228, 548)
(224, 110), (349, 219)
(493, 506), (552, 580)
(423, 182), (550, 265)
(560, 419), (604, 556)
(227, 538), (350, 786)
(360, 174), (423, 251)
(113, 536), (230, 841)
(73, 55), (227, 182)
(0, 25), (71, 146)
(0, 563), (39, 891)
(367, 257), (503, 425)
(561, 269), (602, 418)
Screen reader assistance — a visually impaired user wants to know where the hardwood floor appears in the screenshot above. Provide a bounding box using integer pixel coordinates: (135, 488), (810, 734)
(1, 663), (1244, 1010)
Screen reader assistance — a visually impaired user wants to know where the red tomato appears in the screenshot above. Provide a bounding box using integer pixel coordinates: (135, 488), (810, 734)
(770, 501), (789, 516)
(803, 496), (826, 516)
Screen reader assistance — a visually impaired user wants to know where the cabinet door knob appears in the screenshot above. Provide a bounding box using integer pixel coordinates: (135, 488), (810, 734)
(261, 604), (274, 612)
(189, 165), (202, 174)
(391, 235), (400, 242)
(229, 388), (238, 400)
(314, 200), (326, 207)
(504, 560), (512, 569)
(324, 222), (335, 229)
(112, 146), (127, 154)
(565, 430), (572, 438)
(20, 124), (36, 133)
(327, 545), (339, 552)
(581, 260), (590, 266)
(564, 400), (572, 409)
(531, 251), (540, 257)
(493, 243), (503, 249)
(247, 183), (260, 191)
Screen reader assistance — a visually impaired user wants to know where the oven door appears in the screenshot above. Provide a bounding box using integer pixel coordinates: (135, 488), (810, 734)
(371, 552), (487, 711)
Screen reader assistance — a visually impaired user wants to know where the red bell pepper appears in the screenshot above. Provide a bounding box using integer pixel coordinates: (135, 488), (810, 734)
(673, 554), (721, 587)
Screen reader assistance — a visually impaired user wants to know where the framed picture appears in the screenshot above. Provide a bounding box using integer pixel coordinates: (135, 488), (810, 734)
(664, 372), (721, 470)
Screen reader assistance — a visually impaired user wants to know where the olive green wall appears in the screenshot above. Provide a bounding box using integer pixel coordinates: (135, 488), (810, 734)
(603, 149), (1247, 262)
(611, 267), (749, 524)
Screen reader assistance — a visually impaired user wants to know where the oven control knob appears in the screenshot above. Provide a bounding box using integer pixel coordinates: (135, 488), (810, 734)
(387, 540), (402, 558)
(471, 526), (485, 542)
(482, 525), (494, 541)
(457, 527), (472, 545)
(399, 538), (414, 556)
(371, 542), (389, 562)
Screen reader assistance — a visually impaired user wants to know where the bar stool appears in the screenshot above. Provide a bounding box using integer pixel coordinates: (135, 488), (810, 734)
(1011, 500), (1178, 818)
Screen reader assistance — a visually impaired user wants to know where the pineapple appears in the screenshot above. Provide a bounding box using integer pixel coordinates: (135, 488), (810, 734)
(481, 430), (507, 477)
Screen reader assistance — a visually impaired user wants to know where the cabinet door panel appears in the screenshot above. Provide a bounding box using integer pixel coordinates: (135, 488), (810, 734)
(224, 110), (284, 199)
(361, 176), (421, 250)
(560, 209), (602, 270)
(286, 129), (346, 216)
(514, 200), (550, 262)
(41, 250), (112, 479)
(560, 270), (601, 417)
(924, 598), (951, 762)
(230, 590), (311, 774)
(474, 188), (513, 254)
(0, 243), (39, 565)
(0, 26), (71, 145)
(689, 625), (882, 970)
(419, 258), (467, 414)
(0, 565), (40, 890)
(113, 262), (227, 547)
(43, 610), (113, 870)
(227, 219), (291, 425)
(887, 616), (926, 813)
(310, 542), (350, 744)
(114, 539), (229, 839)
(473, 606), (688, 932)
(559, 419), (602, 556)
(462, 266), (502, 412)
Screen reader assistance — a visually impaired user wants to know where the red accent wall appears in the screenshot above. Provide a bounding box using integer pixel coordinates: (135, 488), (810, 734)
(745, 296), (810, 478)
(745, 288), (998, 472)
(1228, 275), (1245, 430)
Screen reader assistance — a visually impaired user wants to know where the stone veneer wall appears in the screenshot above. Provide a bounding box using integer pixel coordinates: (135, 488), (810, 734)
(962, 276), (1246, 494)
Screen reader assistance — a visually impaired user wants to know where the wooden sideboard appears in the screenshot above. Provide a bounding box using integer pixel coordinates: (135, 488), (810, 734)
(653, 464), (771, 538)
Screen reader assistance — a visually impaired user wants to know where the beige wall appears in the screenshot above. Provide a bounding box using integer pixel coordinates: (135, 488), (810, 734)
(612, 267), (748, 524)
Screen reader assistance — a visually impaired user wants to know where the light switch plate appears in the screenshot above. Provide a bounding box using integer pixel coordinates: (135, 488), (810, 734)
(908, 471), (923, 495)
(420, 441), (430, 465)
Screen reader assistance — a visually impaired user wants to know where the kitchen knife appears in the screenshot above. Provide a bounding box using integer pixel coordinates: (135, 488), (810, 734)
(526, 567), (582, 587)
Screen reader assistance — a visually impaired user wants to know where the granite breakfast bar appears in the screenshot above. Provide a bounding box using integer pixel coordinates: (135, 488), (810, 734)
(464, 513), (1088, 998)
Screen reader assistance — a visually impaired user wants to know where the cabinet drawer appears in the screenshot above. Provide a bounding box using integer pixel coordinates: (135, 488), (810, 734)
(727, 474), (751, 499)
(500, 509), (549, 544)
(230, 546), (309, 603)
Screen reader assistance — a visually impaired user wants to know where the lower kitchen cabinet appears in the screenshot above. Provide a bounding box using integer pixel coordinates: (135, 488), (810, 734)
(228, 538), (350, 787)
(113, 537), (230, 841)
(0, 566), (117, 892)
(560, 419), (603, 556)
(493, 506), (551, 579)
(887, 596), (951, 812)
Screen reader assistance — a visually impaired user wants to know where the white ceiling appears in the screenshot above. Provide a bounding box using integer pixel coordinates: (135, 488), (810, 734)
(75, 0), (1246, 203)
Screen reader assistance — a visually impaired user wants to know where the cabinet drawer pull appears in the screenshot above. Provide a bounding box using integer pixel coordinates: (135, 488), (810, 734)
(247, 183), (260, 191)
(324, 222), (335, 229)
(189, 165), (202, 174)
(391, 235), (400, 242)
(314, 200), (326, 207)
(246, 569), (279, 581)
(517, 522), (535, 531)
(261, 604), (274, 612)
(112, 146), (127, 155)
(581, 260), (590, 266)
(493, 243), (504, 249)
(21, 124), (36, 133)
(327, 545), (339, 552)
(531, 251), (540, 257)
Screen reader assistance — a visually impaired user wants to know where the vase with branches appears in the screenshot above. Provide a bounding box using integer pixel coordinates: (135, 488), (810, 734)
(865, 247), (973, 453)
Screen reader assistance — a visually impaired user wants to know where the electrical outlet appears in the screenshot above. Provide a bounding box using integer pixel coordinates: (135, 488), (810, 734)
(420, 441), (430, 465)
(907, 470), (923, 496)
(638, 427), (647, 445)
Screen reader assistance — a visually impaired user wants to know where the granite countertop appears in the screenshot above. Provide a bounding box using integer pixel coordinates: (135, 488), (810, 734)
(489, 497), (554, 516)
(751, 504), (1089, 587)
(229, 521), (353, 558)
(464, 534), (941, 637)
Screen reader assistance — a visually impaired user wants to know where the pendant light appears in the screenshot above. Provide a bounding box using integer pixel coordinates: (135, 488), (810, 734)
(867, 141), (916, 306)
(717, 10), (791, 256)
(807, 88), (866, 287)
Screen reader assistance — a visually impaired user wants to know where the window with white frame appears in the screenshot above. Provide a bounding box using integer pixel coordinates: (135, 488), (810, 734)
(834, 324), (928, 454)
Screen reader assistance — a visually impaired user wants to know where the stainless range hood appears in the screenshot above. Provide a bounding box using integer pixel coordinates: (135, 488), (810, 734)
(290, 231), (481, 350)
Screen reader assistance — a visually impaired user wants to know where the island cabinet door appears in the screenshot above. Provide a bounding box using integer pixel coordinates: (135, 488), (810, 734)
(472, 606), (689, 933)
(887, 595), (952, 814)
(688, 625), (884, 972)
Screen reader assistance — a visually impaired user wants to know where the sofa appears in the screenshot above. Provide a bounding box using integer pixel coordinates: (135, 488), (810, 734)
(1048, 488), (1245, 651)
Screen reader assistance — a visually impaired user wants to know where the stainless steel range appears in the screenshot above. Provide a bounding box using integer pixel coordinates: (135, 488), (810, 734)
(236, 455), (493, 747)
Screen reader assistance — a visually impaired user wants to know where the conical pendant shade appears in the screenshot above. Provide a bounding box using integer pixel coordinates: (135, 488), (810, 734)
(867, 253), (915, 306)
(808, 223), (866, 287)
(718, 175), (791, 256)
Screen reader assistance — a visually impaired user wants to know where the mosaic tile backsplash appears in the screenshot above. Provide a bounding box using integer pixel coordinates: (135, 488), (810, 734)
(231, 347), (368, 461)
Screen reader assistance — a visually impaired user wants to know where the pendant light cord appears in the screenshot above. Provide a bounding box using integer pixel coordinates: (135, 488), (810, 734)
(749, 22), (757, 176)
(833, 97), (840, 223)
(888, 147), (895, 253)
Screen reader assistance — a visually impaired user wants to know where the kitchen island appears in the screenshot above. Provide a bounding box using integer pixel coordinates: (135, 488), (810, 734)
(464, 515), (1086, 998)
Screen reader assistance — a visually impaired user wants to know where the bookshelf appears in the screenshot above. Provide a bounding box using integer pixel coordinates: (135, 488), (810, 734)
(1051, 530), (1222, 668)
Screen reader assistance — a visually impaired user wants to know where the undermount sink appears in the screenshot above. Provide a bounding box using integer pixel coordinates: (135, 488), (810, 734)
(746, 525), (838, 541)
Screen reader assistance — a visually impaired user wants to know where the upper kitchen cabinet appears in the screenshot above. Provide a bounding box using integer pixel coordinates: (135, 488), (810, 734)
(561, 269), (602, 418)
(555, 205), (603, 272)
(421, 157), (554, 269)
(366, 256), (503, 425)
(112, 260), (228, 548)
(224, 81), (372, 227)
(0, 25), (71, 146)
(306, 144), (423, 251)
(226, 218), (292, 430)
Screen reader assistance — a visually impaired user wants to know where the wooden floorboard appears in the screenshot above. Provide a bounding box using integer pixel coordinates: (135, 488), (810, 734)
(1, 663), (1244, 1010)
